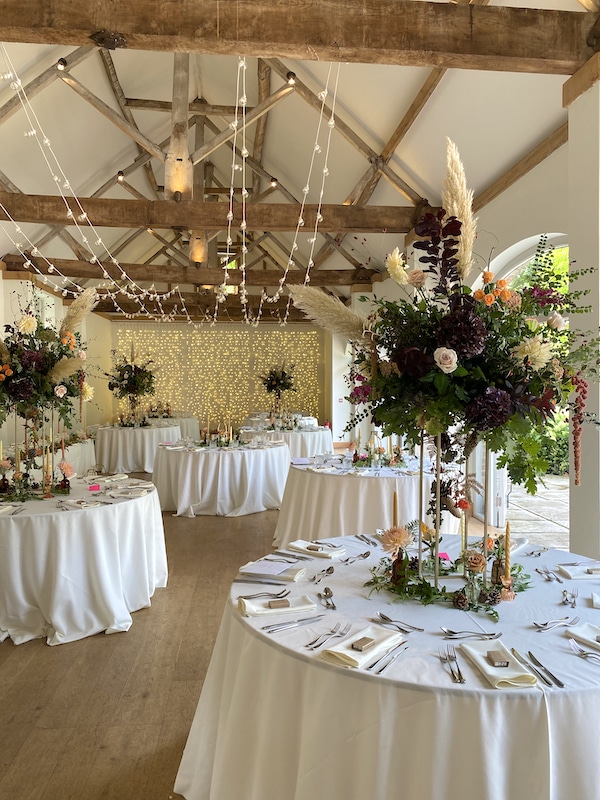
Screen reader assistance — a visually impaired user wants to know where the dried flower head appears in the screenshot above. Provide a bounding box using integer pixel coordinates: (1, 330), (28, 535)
(464, 549), (487, 574)
(381, 525), (413, 557)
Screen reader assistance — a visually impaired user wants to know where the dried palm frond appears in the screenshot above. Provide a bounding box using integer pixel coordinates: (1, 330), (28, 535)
(0, 339), (9, 363)
(59, 287), (97, 337)
(48, 356), (85, 385)
(288, 285), (371, 348)
(442, 138), (477, 281)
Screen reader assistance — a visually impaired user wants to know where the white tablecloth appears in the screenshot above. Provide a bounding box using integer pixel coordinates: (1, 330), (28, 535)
(239, 428), (334, 458)
(95, 424), (181, 473)
(0, 478), (167, 645)
(153, 443), (291, 517)
(150, 416), (200, 440)
(274, 464), (460, 547)
(175, 535), (600, 800)
(62, 439), (97, 475)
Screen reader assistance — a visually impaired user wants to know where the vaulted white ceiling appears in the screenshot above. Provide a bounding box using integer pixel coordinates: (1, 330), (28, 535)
(0, 0), (592, 321)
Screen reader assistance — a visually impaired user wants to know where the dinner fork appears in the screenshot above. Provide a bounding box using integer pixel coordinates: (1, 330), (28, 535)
(568, 638), (600, 663)
(570, 587), (579, 608)
(306, 622), (352, 650)
(537, 565), (564, 584)
(438, 648), (460, 683)
(447, 644), (466, 683)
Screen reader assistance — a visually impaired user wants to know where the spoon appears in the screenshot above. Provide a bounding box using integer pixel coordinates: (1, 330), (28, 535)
(312, 565), (335, 584)
(341, 551), (370, 564)
(318, 587), (336, 610)
(440, 627), (502, 640)
(377, 611), (424, 632)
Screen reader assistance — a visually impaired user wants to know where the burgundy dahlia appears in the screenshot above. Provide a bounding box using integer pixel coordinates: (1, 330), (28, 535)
(7, 376), (35, 402)
(436, 308), (487, 358)
(465, 387), (512, 431)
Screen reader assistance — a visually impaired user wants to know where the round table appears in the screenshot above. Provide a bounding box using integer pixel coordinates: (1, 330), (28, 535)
(95, 423), (181, 473)
(0, 477), (167, 645)
(153, 442), (291, 517)
(273, 464), (460, 547)
(239, 428), (334, 458)
(175, 535), (600, 800)
(149, 416), (200, 440)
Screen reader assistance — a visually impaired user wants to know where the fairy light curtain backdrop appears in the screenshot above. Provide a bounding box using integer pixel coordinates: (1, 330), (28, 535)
(112, 324), (325, 426)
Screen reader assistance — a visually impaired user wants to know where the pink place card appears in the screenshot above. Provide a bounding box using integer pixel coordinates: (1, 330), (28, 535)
(88, 484), (101, 492)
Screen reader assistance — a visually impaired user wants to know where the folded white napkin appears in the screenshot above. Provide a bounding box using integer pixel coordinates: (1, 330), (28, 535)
(460, 640), (537, 688)
(291, 458), (311, 465)
(104, 473), (129, 482)
(127, 481), (154, 489)
(592, 593), (600, 609)
(0, 504), (15, 515)
(321, 625), (403, 669)
(568, 622), (600, 651)
(238, 561), (306, 582)
(63, 499), (102, 509)
(556, 563), (600, 580)
(238, 594), (317, 617)
(287, 539), (346, 559)
(111, 488), (148, 498)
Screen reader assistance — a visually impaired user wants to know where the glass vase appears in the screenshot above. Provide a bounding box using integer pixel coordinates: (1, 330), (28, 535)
(465, 573), (482, 606)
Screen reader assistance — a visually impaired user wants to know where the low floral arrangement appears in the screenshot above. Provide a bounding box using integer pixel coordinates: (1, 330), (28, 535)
(260, 363), (296, 401)
(366, 525), (531, 620)
(0, 288), (96, 429)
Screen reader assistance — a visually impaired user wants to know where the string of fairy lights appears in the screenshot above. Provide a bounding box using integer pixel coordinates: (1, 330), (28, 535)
(0, 44), (342, 326)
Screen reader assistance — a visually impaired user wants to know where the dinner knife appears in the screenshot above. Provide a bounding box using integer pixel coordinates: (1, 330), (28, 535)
(262, 614), (325, 633)
(272, 550), (313, 561)
(527, 651), (565, 688)
(510, 648), (553, 687)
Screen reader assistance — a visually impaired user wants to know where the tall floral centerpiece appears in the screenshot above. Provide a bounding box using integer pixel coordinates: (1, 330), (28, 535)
(260, 363), (296, 414)
(107, 342), (155, 424)
(0, 287), (96, 487)
(289, 139), (597, 604)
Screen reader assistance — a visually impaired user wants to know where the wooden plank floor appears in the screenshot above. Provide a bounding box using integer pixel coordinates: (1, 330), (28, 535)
(0, 506), (277, 800)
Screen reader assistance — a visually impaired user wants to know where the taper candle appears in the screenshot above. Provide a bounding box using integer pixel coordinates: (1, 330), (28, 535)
(393, 490), (398, 527)
(504, 521), (511, 579)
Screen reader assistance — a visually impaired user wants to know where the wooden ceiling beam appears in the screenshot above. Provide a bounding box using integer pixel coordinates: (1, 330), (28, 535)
(126, 98), (252, 116)
(0, 2), (595, 75)
(0, 191), (421, 233)
(1, 254), (377, 286)
(92, 296), (310, 323)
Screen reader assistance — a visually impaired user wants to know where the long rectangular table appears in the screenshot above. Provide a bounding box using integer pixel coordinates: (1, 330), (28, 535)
(175, 534), (600, 800)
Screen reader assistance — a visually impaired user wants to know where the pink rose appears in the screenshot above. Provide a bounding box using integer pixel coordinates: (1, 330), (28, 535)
(407, 269), (426, 288)
(54, 385), (67, 398)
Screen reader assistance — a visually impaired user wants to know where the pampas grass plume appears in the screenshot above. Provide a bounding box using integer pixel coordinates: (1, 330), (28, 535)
(288, 285), (371, 346)
(442, 138), (477, 281)
(59, 287), (97, 337)
(48, 355), (85, 385)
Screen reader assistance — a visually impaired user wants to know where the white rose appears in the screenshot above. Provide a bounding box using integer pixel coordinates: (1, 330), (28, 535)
(433, 347), (458, 374)
(385, 247), (408, 286)
(77, 349), (87, 361)
(547, 311), (566, 331)
(54, 384), (67, 398)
